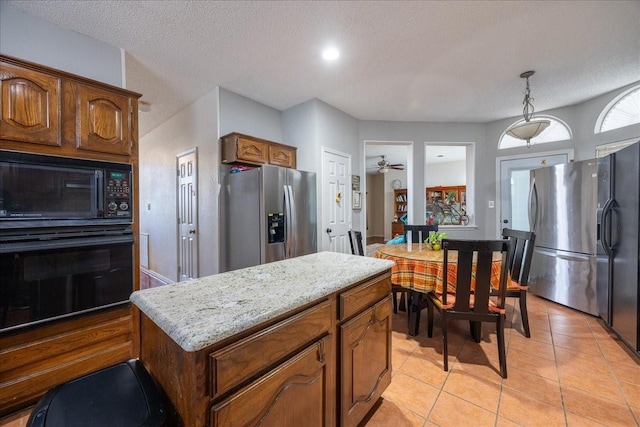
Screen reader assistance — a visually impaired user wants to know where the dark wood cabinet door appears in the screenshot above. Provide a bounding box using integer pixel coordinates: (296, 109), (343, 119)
(211, 336), (330, 427)
(269, 144), (296, 168)
(235, 136), (268, 164)
(340, 296), (392, 427)
(76, 84), (132, 156)
(0, 61), (61, 146)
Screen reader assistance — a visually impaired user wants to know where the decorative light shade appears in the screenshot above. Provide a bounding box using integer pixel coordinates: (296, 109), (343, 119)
(378, 166), (389, 174)
(506, 70), (550, 148)
(506, 119), (550, 141)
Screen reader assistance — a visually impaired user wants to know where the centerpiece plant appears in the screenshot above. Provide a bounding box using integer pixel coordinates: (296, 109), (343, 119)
(425, 231), (448, 251)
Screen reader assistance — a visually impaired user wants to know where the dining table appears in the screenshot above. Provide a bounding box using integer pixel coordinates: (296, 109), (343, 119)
(374, 243), (505, 335)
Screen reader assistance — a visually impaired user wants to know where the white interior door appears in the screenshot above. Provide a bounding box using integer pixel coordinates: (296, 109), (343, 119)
(497, 150), (573, 234)
(177, 149), (199, 281)
(322, 148), (351, 253)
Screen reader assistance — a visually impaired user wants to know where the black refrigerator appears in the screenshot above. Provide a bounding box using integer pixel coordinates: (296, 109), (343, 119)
(596, 140), (640, 356)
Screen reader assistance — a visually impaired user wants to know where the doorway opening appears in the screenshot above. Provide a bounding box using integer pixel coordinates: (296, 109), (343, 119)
(364, 141), (411, 244)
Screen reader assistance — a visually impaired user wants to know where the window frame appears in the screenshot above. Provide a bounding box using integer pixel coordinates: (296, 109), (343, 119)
(594, 84), (640, 134)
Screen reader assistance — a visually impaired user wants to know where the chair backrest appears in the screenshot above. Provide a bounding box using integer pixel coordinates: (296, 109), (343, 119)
(441, 239), (512, 314)
(348, 230), (364, 256)
(501, 228), (536, 286)
(403, 224), (439, 243)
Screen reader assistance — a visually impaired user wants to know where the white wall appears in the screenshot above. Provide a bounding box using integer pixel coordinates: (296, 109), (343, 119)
(366, 174), (385, 239)
(282, 99), (319, 172)
(139, 89), (220, 280)
(425, 160), (466, 187)
(219, 88), (283, 142)
(0, 2), (124, 88)
(383, 169), (408, 239)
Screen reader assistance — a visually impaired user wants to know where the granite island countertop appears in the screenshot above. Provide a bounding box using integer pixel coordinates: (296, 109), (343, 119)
(130, 251), (394, 352)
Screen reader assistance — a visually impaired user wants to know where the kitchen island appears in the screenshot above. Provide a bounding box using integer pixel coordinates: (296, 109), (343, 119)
(130, 251), (394, 427)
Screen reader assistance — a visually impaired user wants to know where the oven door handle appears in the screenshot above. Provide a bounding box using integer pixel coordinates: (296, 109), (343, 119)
(0, 234), (134, 253)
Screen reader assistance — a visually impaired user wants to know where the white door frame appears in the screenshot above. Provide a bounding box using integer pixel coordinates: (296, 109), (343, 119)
(321, 147), (352, 252)
(495, 148), (574, 237)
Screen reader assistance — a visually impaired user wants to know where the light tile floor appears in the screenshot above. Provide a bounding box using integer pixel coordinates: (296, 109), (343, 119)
(364, 294), (640, 427)
(2, 295), (638, 427)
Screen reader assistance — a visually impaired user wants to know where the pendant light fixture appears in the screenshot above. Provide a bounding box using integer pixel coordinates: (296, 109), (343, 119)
(506, 71), (550, 148)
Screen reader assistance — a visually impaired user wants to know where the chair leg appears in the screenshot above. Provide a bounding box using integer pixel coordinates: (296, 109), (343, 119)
(427, 298), (434, 338)
(520, 291), (530, 338)
(497, 315), (507, 378)
(408, 290), (421, 336)
(442, 313), (449, 372)
(470, 321), (481, 343)
(398, 291), (407, 312)
(392, 290), (399, 314)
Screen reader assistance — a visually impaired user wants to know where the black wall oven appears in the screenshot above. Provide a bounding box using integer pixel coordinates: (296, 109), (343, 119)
(1, 151), (134, 333)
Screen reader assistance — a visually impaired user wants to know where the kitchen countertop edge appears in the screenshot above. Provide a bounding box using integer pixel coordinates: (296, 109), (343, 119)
(130, 251), (394, 352)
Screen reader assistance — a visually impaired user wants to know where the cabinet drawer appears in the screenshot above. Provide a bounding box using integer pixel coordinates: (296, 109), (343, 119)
(339, 273), (391, 321)
(209, 300), (331, 398)
(211, 336), (330, 427)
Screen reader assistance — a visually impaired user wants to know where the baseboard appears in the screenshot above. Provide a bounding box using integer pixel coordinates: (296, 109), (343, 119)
(140, 268), (173, 289)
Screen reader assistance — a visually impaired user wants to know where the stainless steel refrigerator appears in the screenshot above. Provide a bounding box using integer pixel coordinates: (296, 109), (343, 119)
(596, 141), (639, 355)
(225, 165), (317, 271)
(528, 159), (600, 316)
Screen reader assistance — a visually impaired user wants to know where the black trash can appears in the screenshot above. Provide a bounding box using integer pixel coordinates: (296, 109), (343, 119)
(27, 359), (165, 427)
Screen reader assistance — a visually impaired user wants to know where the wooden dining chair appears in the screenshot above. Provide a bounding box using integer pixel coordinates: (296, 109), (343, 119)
(403, 224), (439, 243)
(426, 239), (512, 378)
(496, 228), (536, 338)
(348, 230), (364, 256)
(396, 224), (439, 315)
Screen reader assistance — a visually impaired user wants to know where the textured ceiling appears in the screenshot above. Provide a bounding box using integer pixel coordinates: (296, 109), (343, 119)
(7, 1), (640, 151)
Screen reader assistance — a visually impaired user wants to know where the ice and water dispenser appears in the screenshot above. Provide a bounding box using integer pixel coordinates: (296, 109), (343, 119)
(268, 213), (285, 244)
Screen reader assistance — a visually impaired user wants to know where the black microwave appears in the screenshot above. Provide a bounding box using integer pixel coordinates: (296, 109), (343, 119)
(0, 151), (132, 225)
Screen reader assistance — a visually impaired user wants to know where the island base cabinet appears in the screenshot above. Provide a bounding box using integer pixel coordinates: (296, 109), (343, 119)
(340, 296), (392, 427)
(211, 336), (333, 427)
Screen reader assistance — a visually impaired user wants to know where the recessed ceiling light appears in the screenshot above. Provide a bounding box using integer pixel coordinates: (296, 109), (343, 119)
(437, 154), (444, 158)
(322, 48), (340, 61)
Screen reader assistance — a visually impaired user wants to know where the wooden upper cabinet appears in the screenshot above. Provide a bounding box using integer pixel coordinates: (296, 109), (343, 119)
(76, 84), (132, 156)
(269, 143), (296, 169)
(0, 54), (140, 162)
(221, 132), (297, 168)
(234, 134), (268, 165)
(0, 60), (62, 146)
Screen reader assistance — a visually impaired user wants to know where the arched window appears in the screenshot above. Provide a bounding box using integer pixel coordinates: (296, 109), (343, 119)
(499, 115), (572, 149)
(595, 85), (640, 133)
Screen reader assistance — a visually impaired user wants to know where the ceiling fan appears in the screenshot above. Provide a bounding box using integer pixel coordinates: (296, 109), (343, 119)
(372, 155), (405, 174)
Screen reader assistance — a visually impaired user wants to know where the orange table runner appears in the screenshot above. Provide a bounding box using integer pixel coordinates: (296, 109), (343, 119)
(374, 243), (503, 293)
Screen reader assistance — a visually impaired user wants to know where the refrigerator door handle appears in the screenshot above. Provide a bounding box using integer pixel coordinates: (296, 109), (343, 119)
(284, 184), (292, 258)
(287, 185), (296, 258)
(528, 178), (538, 232)
(601, 198), (615, 257)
